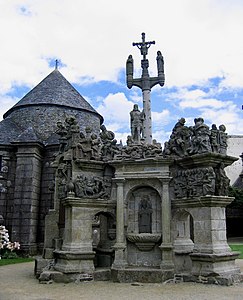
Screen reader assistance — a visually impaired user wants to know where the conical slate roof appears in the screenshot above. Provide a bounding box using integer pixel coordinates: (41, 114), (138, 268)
(4, 69), (101, 119)
(0, 69), (103, 145)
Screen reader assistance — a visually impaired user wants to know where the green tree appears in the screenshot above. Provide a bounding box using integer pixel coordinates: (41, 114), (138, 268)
(228, 186), (243, 208)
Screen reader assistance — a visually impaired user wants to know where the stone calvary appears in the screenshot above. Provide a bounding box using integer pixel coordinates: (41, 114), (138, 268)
(0, 33), (240, 285)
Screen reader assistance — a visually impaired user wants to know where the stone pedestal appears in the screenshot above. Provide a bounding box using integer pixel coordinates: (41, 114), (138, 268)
(173, 195), (241, 284)
(190, 196), (241, 284)
(54, 196), (95, 276)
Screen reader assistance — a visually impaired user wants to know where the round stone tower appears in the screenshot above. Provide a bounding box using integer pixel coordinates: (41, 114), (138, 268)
(0, 69), (104, 254)
(0, 69), (103, 145)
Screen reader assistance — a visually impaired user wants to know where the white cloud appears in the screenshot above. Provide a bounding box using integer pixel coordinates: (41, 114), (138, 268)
(96, 92), (133, 128)
(180, 98), (226, 109)
(0, 0), (243, 91)
(0, 95), (19, 121)
(1, 0), (243, 143)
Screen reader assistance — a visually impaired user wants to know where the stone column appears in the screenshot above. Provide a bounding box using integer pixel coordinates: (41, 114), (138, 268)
(112, 178), (127, 268)
(160, 178), (174, 271)
(142, 90), (152, 144)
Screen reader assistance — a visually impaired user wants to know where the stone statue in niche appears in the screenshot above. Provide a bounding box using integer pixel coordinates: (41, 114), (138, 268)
(130, 104), (145, 144)
(138, 196), (152, 233)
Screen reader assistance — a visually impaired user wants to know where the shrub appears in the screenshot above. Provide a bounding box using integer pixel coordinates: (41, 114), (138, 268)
(0, 225), (20, 259)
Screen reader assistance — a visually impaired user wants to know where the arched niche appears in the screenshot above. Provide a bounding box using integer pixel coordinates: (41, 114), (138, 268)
(126, 186), (161, 235)
(92, 211), (116, 268)
(172, 209), (194, 254)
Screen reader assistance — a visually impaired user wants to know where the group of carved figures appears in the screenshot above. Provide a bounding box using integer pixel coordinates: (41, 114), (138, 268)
(114, 138), (162, 160)
(57, 167), (112, 199)
(56, 116), (119, 161)
(56, 115), (164, 162)
(73, 175), (112, 199)
(174, 164), (230, 198)
(55, 115), (228, 163)
(163, 117), (228, 158)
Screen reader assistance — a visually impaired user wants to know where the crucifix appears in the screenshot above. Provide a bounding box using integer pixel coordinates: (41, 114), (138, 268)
(55, 59), (59, 70)
(126, 32), (165, 144)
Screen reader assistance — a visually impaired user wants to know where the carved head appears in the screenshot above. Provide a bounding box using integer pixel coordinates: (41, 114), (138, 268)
(133, 104), (139, 111)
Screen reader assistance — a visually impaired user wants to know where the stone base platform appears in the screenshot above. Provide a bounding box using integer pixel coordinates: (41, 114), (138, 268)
(111, 267), (174, 283)
(189, 252), (241, 285)
(178, 272), (241, 286)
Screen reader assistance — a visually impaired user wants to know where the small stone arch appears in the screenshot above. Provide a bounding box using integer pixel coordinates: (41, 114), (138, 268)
(124, 180), (162, 203)
(92, 211), (116, 268)
(172, 209), (194, 254)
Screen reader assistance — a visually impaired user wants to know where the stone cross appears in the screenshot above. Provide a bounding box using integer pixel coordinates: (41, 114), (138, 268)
(126, 33), (165, 144)
(133, 32), (155, 60)
(55, 59), (59, 70)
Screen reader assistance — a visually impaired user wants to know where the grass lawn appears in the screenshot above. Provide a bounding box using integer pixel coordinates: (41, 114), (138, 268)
(229, 244), (243, 259)
(0, 257), (34, 266)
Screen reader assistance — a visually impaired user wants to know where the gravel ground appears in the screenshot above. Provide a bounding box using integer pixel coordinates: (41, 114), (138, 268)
(1, 261), (243, 300)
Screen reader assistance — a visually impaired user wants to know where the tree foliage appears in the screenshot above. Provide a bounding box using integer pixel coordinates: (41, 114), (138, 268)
(228, 186), (243, 208)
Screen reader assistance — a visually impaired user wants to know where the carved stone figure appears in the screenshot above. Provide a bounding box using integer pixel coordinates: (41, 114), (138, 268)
(202, 167), (216, 195)
(130, 104), (144, 144)
(215, 163), (230, 196)
(126, 54), (134, 76)
(210, 124), (219, 153)
(56, 162), (68, 199)
(165, 118), (190, 157)
(138, 196), (152, 233)
(218, 124), (227, 155)
(189, 118), (211, 154)
(56, 121), (68, 153)
(156, 51), (164, 74)
(91, 133), (101, 160)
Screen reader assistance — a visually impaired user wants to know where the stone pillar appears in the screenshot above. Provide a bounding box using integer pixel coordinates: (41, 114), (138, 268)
(160, 179), (174, 271)
(142, 90), (152, 144)
(54, 196), (95, 274)
(189, 196), (241, 283)
(112, 179), (127, 268)
(11, 143), (43, 254)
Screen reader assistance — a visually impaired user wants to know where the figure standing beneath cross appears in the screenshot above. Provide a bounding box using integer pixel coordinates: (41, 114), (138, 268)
(126, 33), (165, 144)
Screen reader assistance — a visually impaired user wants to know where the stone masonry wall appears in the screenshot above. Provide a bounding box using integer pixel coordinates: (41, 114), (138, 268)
(5, 106), (102, 144)
(11, 143), (43, 254)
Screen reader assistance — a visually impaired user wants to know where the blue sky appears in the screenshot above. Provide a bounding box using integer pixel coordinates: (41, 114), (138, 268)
(1, 0), (243, 145)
